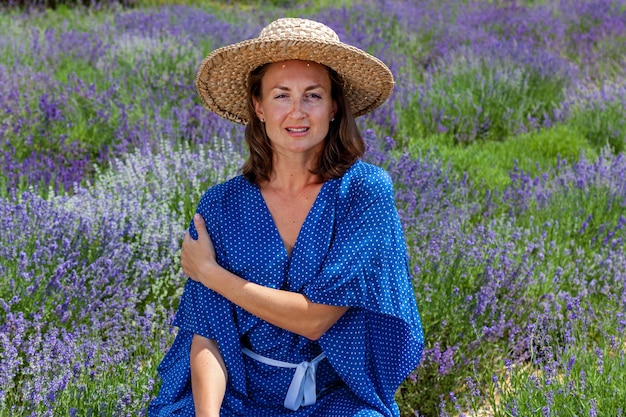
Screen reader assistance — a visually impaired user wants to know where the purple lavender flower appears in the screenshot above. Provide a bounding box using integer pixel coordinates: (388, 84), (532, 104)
(590, 398), (598, 417)
(595, 347), (604, 375)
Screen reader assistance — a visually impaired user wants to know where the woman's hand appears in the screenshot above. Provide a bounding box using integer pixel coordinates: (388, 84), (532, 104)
(181, 214), (216, 285)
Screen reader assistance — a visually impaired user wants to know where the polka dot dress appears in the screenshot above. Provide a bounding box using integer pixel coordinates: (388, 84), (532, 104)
(149, 161), (424, 417)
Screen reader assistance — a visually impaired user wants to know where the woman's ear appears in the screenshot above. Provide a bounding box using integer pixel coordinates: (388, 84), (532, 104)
(330, 100), (337, 121)
(253, 97), (265, 122)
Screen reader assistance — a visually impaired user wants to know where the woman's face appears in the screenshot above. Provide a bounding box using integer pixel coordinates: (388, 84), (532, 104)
(253, 60), (337, 161)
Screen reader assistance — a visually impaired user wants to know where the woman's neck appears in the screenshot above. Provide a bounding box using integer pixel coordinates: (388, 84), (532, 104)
(267, 157), (323, 194)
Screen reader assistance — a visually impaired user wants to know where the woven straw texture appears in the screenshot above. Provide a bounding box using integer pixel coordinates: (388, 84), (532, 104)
(195, 18), (394, 124)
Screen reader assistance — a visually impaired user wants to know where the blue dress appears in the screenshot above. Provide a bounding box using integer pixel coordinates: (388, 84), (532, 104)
(149, 161), (424, 416)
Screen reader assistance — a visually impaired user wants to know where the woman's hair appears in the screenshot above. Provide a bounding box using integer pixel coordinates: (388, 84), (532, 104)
(241, 63), (364, 184)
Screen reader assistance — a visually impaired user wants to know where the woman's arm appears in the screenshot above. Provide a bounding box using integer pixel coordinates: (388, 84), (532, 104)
(182, 214), (348, 341)
(190, 334), (228, 417)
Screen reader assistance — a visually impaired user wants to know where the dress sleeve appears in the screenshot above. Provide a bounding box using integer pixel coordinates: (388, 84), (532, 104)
(172, 187), (226, 339)
(303, 168), (416, 318)
(169, 185), (248, 396)
(302, 166), (424, 414)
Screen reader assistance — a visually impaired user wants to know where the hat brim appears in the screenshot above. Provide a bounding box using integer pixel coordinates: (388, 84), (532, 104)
(195, 37), (395, 124)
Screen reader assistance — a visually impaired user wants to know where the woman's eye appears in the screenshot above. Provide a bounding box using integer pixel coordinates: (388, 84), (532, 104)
(305, 93), (322, 101)
(274, 94), (287, 99)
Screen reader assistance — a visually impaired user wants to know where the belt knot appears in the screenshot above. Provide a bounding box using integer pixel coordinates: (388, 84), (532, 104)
(242, 348), (326, 411)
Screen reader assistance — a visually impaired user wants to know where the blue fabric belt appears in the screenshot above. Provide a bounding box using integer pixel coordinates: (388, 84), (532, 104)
(241, 348), (326, 411)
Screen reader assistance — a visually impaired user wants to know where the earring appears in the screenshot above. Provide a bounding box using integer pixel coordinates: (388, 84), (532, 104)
(331, 118), (335, 122)
(260, 118), (265, 123)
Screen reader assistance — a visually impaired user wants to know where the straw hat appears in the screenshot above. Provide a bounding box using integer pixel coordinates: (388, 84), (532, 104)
(195, 17), (394, 124)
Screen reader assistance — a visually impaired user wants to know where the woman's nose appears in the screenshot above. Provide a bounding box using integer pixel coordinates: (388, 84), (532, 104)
(289, 98), (306, 117)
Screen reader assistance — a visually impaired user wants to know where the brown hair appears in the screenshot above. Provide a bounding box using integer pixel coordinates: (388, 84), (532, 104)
(241, 63), (364, 184)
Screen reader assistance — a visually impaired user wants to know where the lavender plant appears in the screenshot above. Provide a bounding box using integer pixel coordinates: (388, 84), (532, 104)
(390, 149), (626, 416)
(563, 81), (626, 154)
(402, 41), (575, 145)
(0, 6), (253, 195)
(560, 0), (626, 78)
(387, 0), (625, 151)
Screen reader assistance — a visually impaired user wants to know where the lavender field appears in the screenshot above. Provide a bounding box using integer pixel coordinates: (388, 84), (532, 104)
(1, 0), (625, 415)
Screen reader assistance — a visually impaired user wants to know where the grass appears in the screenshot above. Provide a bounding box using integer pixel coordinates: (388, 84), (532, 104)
(489, 327), (626, 416)
(403, 125), (597, 190)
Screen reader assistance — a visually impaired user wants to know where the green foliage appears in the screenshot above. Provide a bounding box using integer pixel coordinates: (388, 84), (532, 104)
(134, 0), (355, 13)
(490, 334), (626, 416)
(0, 3), (114, 31)
(405, 125), (596, 190)
(0, 0), (135, 11)
(398, 50), (571, 146)
(566, 88), (626, 155)
(397, 249), (504, 416)
(512, 169), (625, 256)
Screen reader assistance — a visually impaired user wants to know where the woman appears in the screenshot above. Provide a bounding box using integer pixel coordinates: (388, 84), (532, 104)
(149, 18), (424, 417)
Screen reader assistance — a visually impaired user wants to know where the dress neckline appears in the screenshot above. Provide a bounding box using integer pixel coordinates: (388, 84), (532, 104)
(254, 179), (331, 260)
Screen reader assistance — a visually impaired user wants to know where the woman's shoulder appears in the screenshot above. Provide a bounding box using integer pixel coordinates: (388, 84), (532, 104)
(197, 175), (252, 210)
(202, 175), (251, 197)
(341, 160), (394, 197)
